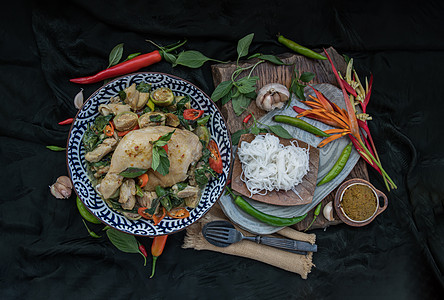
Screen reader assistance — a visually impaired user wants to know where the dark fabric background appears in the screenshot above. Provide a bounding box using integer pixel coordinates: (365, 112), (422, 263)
(1, 0), (443, 299)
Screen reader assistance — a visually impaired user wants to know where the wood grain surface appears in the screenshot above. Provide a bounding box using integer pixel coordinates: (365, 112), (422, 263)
(211, 47), (369, 230)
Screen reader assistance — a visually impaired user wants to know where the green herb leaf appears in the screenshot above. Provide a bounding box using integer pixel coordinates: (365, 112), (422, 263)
(162, 51), (177, 65)
(155, 147), (170, 176)
(231, 128), (249, 145)
(175, 50), (213, 68)
(232, 94), (251, 116)
(106, 228), (140, 253)
(157, 129), (175, 142)
(255, 54), (285, 65)
(247, 53), (261, 59)
(108, 43), (124, 68)
(237, 33), (254, 61)
(211, 80), (233, 102)
(46, 145), (66, 151)
(118, 90), (127, 101)
(136, 82), (152, 93)
(236, 76), (258, 94)
(295, 84), (306, 100)
(250, 126), (260, 135)
(343, 54), (351, 65)
(119, 167), (148, 178)
(299, 72), (315, 83)
(268, 125), (293, 139)
(152, 148), (160, 171)
(94, 115), (113, 132)
(123, 52), (141, 62)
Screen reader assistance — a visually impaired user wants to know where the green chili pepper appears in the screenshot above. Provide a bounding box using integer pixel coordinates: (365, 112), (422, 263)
(76, 197), (101, 224)
(197, 115), (210, 126)
(273, 115), (330, 137)
(226, 187), (307, 227)
(304, 202), (322, 232)
(317, 142), (353, 186)
(277, 35), (327, 60)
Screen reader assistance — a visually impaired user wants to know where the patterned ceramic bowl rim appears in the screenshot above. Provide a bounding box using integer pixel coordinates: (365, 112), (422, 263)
(66, 72), (231, 236)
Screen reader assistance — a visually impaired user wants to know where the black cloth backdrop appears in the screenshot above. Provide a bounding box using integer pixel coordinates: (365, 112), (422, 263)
(1, 0), (443, 299)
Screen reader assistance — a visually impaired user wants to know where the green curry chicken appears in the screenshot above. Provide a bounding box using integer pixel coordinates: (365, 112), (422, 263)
(82, 82), (221, 223)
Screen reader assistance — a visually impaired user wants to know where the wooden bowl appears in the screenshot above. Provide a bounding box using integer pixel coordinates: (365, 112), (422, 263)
(334, 178), (388, 227)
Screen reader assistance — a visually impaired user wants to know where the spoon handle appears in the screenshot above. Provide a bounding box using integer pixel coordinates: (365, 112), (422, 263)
(256, 236), (318, 253)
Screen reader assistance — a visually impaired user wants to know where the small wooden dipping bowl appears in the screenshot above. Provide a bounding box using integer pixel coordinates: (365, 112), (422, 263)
(334, 178), (388, 227)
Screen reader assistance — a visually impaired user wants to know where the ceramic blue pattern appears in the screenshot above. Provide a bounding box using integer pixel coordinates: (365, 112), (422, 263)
(67, 72), (231, 236)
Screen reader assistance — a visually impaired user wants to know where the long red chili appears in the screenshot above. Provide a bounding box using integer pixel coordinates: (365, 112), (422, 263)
(58, 118), (74, 125)
(70, 51), (162, 84)
(150, 235), (168, 278)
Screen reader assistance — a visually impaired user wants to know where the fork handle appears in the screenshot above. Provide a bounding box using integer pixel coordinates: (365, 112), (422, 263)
(254, 236), (318, 253)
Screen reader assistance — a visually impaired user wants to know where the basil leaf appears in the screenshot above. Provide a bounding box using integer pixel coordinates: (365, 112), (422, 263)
(231, 128), (249, 146)
(220, 89), (233, 106)
(175, 50), (212, 68)
(46, 145), (66, 151)
(94, 115), (113, 132)
(256, 54), (285, 65)
(162, 51), (177, 65)
(108, 43), (124, 68)
(250, 126), (260, 135)
(119, 167), (148, 178)
(236, 76), (258, 94)
(106, 228), (140, 253)
(211, 80), (233, 102)
(156, 155), (170, 176)
(268, 125), (293, 139)
(232, 94), (251, 116)
(123, 52), (141, 62)
(136, 82), (152, 93)
(118, 90), (127, 101)
(194, 168), (209, 188)
(295, 84), (306, 100)
(299, 72), (315, 83)
(157, 129), (175, 142)
(152, 148), (160, 171)
(237, 33), (254, 60)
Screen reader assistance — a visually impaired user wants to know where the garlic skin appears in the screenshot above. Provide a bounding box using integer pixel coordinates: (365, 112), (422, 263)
(256, 83), (290, 111)
(50, 176), (73, 199)
(74, 88), (84, 110)
(323, 201), (334, 221)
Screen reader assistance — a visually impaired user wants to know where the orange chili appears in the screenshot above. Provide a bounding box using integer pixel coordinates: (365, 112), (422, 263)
(167, 207), (190, 219)
(104, 121), (114, 136)
(150, 235), (168, 278)
(183, 109), (204, 121)
(117, 124), (139, 136)
(152, 207), (166, 225)
(138, 173), (149, 188)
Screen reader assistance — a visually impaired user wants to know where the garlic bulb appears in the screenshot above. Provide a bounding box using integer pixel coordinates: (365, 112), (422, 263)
(50, 176), (73, 199)
(256, 83), (290, 111)
(323, 201), (334, 221)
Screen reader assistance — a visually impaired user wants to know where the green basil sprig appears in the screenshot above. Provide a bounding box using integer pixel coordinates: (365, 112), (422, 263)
(150, 130), (175, 176)
(119, 167), (148, 178)
(107, 43), (124, 68)
(289, 69), (315, 101)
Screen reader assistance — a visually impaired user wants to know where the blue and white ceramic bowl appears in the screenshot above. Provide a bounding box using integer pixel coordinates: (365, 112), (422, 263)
(67, 72), (231, 236)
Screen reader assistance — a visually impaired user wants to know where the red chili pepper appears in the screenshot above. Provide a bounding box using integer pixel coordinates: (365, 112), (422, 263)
(104, 121), (114, 137)
(183, 109), (204, 121)
(150, 235), (168, 278)
(70, 51), (162, 84)
(70, 40), (187, 84)
(243, 113), (252, 123)
(117, 124), (139, 137)
(138, 244), (148, 266)
(58, 118), (74, 125)
(166, 207), (190, 219)
(208, 139), (223, 174)
(162, 144), (168, 154)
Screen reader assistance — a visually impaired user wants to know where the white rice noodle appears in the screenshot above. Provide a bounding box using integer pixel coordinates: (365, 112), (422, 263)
(238, 134), (310, 196)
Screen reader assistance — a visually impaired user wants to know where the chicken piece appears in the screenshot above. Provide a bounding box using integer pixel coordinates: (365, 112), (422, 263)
(85, 138), (117, 163)
(137, 191), (158, 208)
(124, 83), (141, 111)
(176, 185), (200, 198)
(93, 165), (110, 178)
(98, 103), (131, 116)
(97, 126), (202, 198)
(119, 179), (136, 210)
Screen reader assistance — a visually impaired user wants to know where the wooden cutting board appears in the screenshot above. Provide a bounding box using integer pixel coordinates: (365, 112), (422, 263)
(211, 47), (369, 230)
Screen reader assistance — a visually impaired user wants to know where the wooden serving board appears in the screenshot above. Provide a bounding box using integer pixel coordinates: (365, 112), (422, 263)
(211, 47), (369, 230)
(231, 133), (320, 206)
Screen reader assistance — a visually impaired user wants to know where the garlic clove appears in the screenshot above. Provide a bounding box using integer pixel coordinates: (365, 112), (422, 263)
(323, 201), (334, 221)
(74, 88), (84, 110)
(50, 176), (73, 199)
